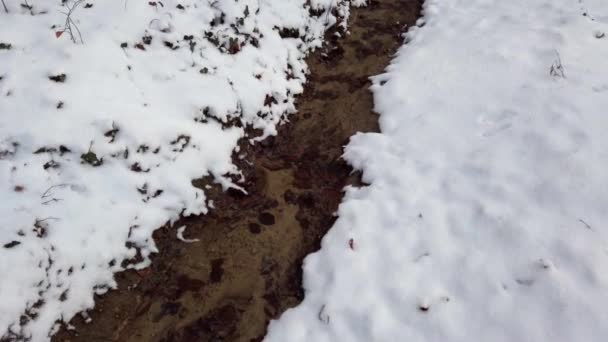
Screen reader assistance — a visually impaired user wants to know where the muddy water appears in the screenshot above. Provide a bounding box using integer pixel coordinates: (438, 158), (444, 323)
(54, 1), (421, 341)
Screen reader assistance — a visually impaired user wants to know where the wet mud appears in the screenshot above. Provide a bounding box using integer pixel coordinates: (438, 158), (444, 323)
(54, 1), (421, 341)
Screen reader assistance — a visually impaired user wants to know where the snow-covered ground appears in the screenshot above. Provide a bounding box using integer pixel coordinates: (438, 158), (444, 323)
(0, 0), (360, 340)
(267, 0), (608, 341)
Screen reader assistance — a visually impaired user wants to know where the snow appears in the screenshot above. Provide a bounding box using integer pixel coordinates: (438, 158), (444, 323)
(0, 0), (359, 340)
(176, 225), (198, 243)
(266, 0), (608, 341)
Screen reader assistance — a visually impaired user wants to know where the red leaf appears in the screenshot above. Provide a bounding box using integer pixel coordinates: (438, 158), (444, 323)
(55, 31), (64, 38)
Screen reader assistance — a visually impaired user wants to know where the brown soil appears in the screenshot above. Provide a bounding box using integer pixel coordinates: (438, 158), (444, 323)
(54, 1), (421, 341)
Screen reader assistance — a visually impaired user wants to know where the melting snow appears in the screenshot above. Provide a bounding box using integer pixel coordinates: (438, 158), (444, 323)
(0, 0), (360, 340)
(267, 0), (608, 341)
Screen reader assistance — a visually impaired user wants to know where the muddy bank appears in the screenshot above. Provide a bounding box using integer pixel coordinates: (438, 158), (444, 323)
(54, 1), (421, 341)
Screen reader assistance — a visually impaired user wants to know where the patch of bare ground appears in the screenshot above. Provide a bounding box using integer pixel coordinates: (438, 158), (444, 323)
(54, 1), (421, 341)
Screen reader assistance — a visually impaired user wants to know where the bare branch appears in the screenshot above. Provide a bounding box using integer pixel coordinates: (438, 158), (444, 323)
(58, 0), (86, 44)
(41, 184), (69, 199)
(42, 198), (63, 205)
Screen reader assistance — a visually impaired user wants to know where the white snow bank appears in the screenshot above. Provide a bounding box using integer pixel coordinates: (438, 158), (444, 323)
(0, 0), (360, 340)
(266, 0), (608, 341)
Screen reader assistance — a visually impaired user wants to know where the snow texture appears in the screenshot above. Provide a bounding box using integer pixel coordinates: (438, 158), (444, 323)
(266, 0), (608, 341)
(0, 0), (358, 340)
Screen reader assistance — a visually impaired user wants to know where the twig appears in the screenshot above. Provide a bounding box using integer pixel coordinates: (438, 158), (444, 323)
(317, 304), (330, 324)
(41, 184), (69, 199)
(549, 50), (565, 78)
(41, 184), (66, 205)
(36, 217), (59, 223)
(1, 0), (8, 13)
(21, 0), (34, 14)
(42, 198), (63, 205)
(578, 218), (592, 230)
(59, 0), (85, 44)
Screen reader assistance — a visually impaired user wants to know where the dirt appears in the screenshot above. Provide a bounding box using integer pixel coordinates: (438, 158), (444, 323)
(53, 1), (421, 341)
